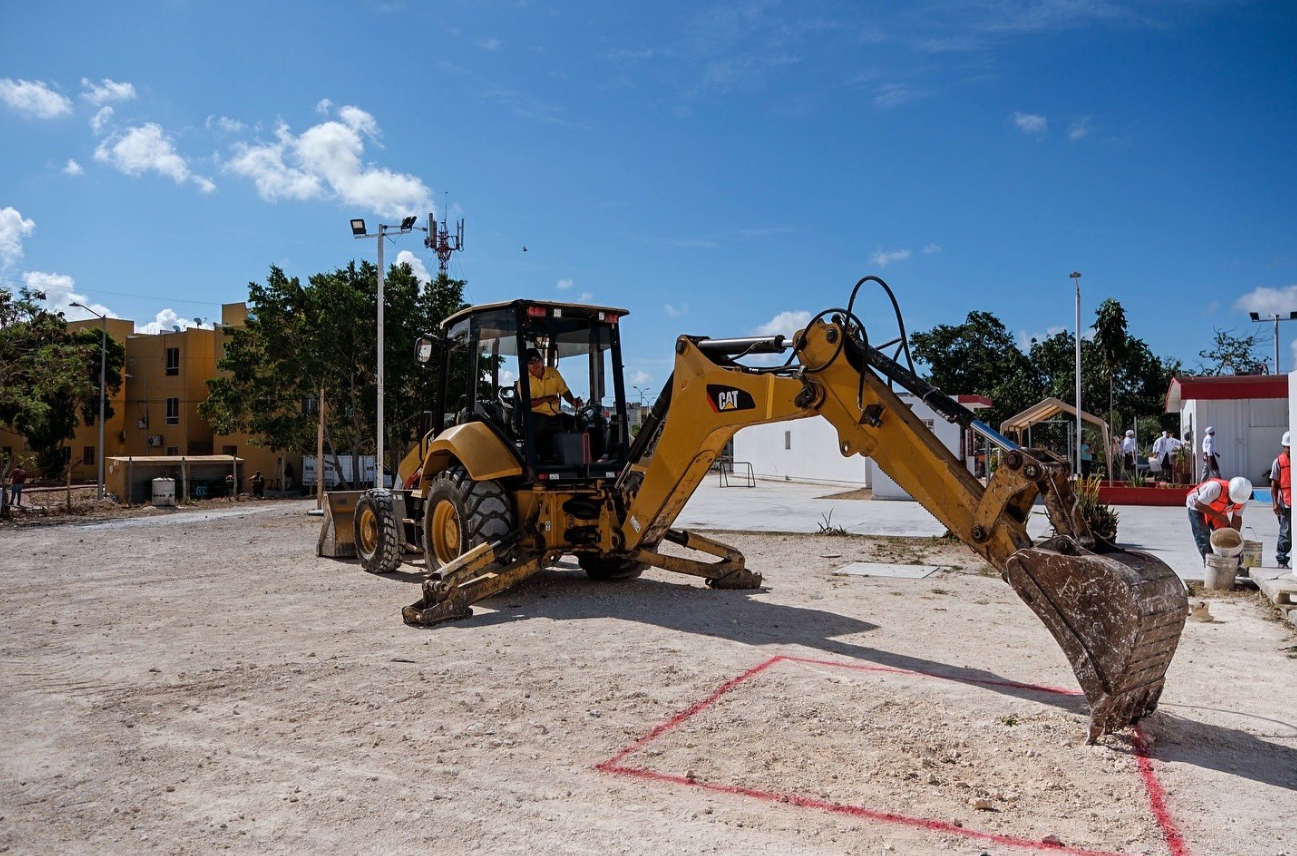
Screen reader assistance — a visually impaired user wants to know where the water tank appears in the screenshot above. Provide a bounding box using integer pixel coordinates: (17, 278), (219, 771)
(152, 477), (176, 507)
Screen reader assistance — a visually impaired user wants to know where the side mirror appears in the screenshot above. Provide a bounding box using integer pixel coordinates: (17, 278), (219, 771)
(415, 336), (435, 364)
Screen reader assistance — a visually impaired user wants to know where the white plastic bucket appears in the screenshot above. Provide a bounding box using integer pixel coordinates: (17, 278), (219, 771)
(1240, 527), (1262, 569)
(1209, 527), (1243, 559)
(1204, 553), (1238, 591)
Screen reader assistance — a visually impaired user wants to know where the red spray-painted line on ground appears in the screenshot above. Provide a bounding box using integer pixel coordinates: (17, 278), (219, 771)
(1132, 727), (1190, 856)
(597, 762), (1130, 856)
(596, 654), (1190, 856)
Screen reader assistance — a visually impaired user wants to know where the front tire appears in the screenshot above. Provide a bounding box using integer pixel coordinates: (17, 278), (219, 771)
(355, 489), (401, 574)
(423, 465), (514, 572)
(578, 554), (645, 581)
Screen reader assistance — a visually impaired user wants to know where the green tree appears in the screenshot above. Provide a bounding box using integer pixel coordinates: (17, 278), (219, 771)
(200, 262), (466, 488)
(1091, 298), (1129, 433)
(0, 286), (125, 477)
(909, 310), (1043, 426)
(1196, 327), (1268, 376)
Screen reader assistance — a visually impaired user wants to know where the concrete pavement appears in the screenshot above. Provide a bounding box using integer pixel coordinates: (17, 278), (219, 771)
(676, 476), (1285, 582)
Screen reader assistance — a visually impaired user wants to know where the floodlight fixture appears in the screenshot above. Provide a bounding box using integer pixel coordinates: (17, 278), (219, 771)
(350, 219), (367, 237)
(1250, 312), (1260, 321)
(400, 215), (418, 232)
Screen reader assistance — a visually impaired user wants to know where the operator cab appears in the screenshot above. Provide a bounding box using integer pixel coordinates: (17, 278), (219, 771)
(429, 299), (631, 484)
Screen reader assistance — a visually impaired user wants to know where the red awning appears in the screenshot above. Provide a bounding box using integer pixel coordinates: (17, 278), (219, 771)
(1165, 374), (1288, 412)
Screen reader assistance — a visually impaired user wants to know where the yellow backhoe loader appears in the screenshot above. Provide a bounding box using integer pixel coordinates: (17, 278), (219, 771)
(322, 277), (1188, 743)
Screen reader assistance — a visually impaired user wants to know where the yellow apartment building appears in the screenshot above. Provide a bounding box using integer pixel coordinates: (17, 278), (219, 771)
(1, 303), (300, 496)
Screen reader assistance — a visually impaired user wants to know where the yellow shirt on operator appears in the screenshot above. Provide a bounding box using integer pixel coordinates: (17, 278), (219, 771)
(526, 367), (569, 416)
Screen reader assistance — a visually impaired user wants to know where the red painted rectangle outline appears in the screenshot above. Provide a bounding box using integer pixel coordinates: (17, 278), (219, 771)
(596, 655), (1188, 856)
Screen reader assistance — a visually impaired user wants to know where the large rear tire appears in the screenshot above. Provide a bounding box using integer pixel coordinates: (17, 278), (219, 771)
(578, 554), (646, 581)
(355, 489), (401, 574)
(423, 465), (514, 572)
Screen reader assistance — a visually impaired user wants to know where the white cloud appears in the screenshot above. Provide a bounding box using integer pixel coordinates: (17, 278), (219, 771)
(871, 248), (912, 267)
(94, 122), (214, 192)
(225, 106), (431, 218)
(1068, 117), (1091, 140)
(875, 83), (923, 109)
(205, 115), (246, 134)
(137, 308), (213, 335)
(1013, 112), (1047, 135)
(0, 207), (36, 267)
(395, 249), (432, 285)
(922, 243), (942, 255)
(477, 37), (502, 50)
(631, 370), (652, 385)
(754, 310), (811, 339)
(315, 98), (333, 115)
(1017, 325), (1067, 351)
(25, 271), (115, 320)
(1235, 284), (1297, 317)
(79, 77), (137, 106)
(90, 105), (115, 135)
(574, 291), (593, 303)
(664, 303), (689, 318)
(62, 158), (84, 176)
(556, 278), (574, 290)
(0, 78), (72, 118)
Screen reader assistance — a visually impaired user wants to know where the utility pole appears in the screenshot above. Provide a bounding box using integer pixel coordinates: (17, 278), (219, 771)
(70, 301), (107, 500)
(1069, 272), (1082, 478)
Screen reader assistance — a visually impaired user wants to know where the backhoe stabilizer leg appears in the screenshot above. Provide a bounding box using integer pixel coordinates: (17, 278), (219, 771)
(632, 529), (763, 589)
(402, 536), (543, 628)
(1003, 536), (1188, 742)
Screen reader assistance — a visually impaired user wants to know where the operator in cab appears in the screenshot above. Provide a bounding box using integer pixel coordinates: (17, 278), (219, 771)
(524, 347), (582, 433)
(1185, 475), (1251, 563)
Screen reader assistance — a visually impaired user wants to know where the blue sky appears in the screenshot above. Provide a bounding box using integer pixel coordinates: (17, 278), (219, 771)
(3, 0), (1296, 396)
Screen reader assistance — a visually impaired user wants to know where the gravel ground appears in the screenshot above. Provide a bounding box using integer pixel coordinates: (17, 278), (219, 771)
(2, 501), (1294, 855)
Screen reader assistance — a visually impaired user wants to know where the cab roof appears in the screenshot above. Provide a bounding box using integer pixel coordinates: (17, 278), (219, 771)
(441, 298), (630, 329)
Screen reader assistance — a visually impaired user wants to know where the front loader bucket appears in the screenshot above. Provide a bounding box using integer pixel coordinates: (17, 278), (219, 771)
(1004, 536), (1188, 743)
(317, 491), (363, 558)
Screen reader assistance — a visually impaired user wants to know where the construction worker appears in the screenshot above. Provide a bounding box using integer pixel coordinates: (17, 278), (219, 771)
(1185, 475), (1252, 562)
(1270, 432), (1291, 570)
(1121, 429), (1137, 475)
(1202, 426), (1221, 478)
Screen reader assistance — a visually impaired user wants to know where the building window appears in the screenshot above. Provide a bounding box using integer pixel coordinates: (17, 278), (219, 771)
(165, 347), (180, 376)
(83, 446), (95, 466)
(222, 445), (237, 456)
(165, 446), (178, 457)
(166, 397), (180, 425)
(784, 430), (792, 450)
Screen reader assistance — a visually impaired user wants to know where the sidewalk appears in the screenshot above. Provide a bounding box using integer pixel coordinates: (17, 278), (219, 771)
(677, 476), (1283, 582)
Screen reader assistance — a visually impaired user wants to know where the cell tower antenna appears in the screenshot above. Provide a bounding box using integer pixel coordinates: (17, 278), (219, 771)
(425, 192), (465, 273)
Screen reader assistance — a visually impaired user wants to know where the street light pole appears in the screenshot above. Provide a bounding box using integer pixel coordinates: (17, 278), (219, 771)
(351, 216), (426, 489)
(1248, 310), (1297, 374)
(1069, 272), (1082, 477)
(70, 301), (107, 500)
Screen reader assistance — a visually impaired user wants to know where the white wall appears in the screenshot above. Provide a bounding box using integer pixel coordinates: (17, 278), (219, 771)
(732, 394), (967, 496)
(1178, 397), (1287, 483)
(734, 417), (872, 486)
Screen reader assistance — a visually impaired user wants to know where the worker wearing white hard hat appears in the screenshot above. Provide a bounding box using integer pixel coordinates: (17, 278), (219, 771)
(1269, 431), (1292, 570)
(1121, 429), (1138, 475)
(1202, 426), (1221, 479)
(1186, 475), (1252, 562)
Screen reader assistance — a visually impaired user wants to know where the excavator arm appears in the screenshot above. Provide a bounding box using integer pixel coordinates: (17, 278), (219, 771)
(619, 319), (1187, 742)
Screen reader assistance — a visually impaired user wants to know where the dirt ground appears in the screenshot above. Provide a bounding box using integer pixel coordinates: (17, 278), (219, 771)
(2, 501), (1294, 855)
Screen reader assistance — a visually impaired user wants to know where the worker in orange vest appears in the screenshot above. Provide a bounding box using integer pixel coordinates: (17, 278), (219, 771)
(1269, 431), (1291, 570)
(1185, 475), (1252, 562)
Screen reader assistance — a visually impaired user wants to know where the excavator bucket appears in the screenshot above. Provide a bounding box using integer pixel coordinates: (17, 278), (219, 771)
(317, 491), (363, 558)
(1003, 535), (1188, 742)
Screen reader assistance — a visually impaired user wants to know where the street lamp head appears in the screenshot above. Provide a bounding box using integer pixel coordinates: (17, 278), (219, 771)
(1069, 271), (1081, 280)
(399, 215), (417, 232)
(350, 218), (367, 237)
(1249, 311), (1261, 322)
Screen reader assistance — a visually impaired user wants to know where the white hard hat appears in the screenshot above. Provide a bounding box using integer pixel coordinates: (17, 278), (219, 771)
(1125, 429), (1134, 436)
(1227, 476), (1253, 504)
(1284, 431), (1291, 447)
(1206, 426), (1215, 434)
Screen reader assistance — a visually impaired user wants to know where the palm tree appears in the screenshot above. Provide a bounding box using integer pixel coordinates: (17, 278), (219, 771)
(1092, 299), (1129, 438)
